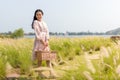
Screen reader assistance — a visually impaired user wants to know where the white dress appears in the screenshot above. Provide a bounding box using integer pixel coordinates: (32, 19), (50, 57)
(32, 20), (50, 60)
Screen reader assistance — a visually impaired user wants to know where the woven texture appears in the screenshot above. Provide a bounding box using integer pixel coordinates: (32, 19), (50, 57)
(36, 51), (56, 61)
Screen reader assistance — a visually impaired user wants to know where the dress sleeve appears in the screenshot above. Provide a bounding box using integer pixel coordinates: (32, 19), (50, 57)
(44, 22), (49, 40)
(33, 20), (42, 40)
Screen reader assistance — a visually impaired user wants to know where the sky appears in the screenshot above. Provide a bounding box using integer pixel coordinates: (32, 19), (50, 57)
(1, 0), (120, 33)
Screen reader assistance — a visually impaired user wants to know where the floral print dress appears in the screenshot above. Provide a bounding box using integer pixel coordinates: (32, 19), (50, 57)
(32, 20), (50, 60)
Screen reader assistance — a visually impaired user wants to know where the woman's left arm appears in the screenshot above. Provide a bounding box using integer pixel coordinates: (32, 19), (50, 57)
(44, 22), (49, 41)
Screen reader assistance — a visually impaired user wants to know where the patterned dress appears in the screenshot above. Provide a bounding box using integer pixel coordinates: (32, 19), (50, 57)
(32, 20), (50, 60)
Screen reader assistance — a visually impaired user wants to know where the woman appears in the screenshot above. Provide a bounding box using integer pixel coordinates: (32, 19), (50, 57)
(32, 9), (57, 78)
(31, 9), (51, 67)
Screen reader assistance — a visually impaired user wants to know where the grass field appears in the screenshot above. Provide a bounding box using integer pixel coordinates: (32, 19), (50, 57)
(0, 36), (120, 80)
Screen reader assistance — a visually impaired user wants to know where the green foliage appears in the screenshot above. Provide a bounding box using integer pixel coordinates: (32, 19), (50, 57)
(58, 55), (89, 80)
(79, 37), (112, 51)
(0, 55), (6, 80)
(0, 38), (33, 76)
(99, 46), (120, 79)
(58, 70), (86, 80)
(5, 46), (20, 68)
(18, 51), (32, 74)
(11, 28), (24, 38)
(0, 36), (118, 79)
(50, 37), (112, 61)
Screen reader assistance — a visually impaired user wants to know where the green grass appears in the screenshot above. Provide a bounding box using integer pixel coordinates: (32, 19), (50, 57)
(0, 36), (118, 80)
(0, 55), (6, 80)
(49, 36), (112, 61)
(0, 38), (33, 76)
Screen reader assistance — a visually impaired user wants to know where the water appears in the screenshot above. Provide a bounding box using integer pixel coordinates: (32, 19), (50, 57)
(24, 35), (116, 38)
(24, 35), (35, 38)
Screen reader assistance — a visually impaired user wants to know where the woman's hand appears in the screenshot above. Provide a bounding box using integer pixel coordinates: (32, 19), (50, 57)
(45, 40), (49, 46)
(40, 39), (49, 47)
(40, 39), (45, 45)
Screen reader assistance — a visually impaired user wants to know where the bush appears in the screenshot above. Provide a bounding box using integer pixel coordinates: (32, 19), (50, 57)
(11, 28), (24, 38)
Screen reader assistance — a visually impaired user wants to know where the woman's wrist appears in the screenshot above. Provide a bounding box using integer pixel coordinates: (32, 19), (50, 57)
(40, 39), (44, 45)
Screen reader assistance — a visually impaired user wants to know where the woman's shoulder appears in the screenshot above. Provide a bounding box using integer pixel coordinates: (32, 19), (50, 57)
(33, 20), (40, 26)
(34, 20), (38, 23)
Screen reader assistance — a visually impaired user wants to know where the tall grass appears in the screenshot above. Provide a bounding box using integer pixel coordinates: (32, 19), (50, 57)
(79, 36), (112, 51)
(57, 38), (120, 80)
(99, 46), (120, 80)
(49, 36), (112, 61)
(0, 38), (33, 75)
(0, 36), (116, 79)
(0, 55), (6, 79)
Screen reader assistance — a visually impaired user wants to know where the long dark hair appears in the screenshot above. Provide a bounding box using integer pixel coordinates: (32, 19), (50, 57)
(31, 9), (44, 29)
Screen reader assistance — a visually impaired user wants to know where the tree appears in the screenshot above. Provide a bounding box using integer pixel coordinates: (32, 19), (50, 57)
(11, 28), (24, 38)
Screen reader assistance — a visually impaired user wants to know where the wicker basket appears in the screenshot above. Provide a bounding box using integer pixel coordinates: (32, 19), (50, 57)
(36, 51), (57, 61)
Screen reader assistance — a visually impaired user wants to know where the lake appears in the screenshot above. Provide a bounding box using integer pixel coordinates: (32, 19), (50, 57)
(24, 35), (117, 38)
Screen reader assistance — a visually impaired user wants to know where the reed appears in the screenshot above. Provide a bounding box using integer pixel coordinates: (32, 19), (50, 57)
(0, 36), (117, 79)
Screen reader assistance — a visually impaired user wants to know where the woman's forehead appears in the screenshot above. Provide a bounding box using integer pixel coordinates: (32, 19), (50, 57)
(36, 11), (42, 14)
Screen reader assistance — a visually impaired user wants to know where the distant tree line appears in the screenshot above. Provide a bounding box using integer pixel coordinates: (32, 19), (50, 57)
(25, 31), (106, 36)
(0, 28), (24, 38)
(65, 31), (105, 35)
(1, 27), (120, 39)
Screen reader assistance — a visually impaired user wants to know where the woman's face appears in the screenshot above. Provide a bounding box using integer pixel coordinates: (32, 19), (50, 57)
(36, 11), (43, 21)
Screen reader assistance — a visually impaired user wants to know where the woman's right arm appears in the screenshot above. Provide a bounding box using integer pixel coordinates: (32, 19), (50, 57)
(33, 21), (46, 45)
(33, 20), (41, 40)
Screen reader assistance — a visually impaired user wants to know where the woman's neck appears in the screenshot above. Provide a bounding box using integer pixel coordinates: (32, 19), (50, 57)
(37, 19), (42, 22)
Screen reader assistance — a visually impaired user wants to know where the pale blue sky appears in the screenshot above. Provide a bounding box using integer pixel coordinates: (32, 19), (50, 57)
(1, 0), (120, 33)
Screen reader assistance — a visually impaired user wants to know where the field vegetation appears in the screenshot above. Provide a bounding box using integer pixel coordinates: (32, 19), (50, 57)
(0, 36), (120, 80)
